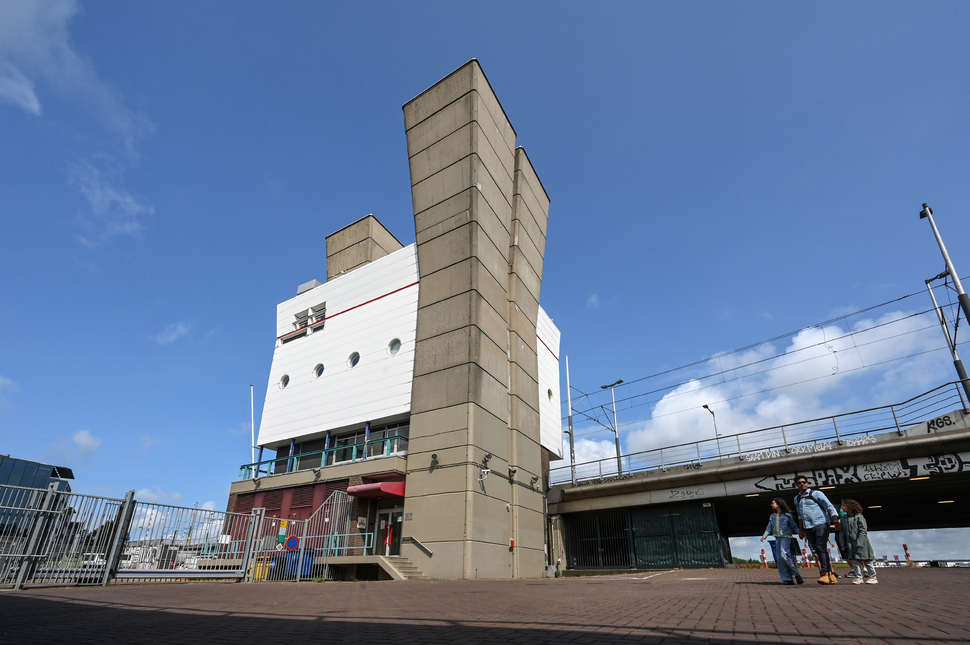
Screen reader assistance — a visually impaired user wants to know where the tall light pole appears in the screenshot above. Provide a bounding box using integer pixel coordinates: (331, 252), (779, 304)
(920, 204), (970, 403)
(565, 357), (577, 485)
(702, 404), (723, 460)
(920, 204), (970, 325)
(601, 379), (623, 475)
(925, 276), (970, 404)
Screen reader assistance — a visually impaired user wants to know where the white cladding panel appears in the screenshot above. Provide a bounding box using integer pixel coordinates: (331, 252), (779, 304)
(536, 306), (563, 459)
(257, 245), (419, 447)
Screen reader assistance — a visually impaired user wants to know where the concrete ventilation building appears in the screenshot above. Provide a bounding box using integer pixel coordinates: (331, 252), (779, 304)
(227, 60), (561, 580)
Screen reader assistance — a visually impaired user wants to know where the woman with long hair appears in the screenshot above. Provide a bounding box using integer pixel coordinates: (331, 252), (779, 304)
(837, 499), (877, 585)
(761, 497), (803, 585)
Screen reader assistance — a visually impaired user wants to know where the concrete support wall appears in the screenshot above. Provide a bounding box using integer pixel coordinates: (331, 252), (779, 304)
(326, 214), (405, 280)
(401, 60), (550, 579)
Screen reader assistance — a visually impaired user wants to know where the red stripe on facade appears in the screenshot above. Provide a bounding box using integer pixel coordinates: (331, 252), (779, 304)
(537, 335), (559, 361)
(278, 281), (419, 340)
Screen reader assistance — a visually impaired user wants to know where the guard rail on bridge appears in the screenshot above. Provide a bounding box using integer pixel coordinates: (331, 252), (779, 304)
(551, 381), (969, 485)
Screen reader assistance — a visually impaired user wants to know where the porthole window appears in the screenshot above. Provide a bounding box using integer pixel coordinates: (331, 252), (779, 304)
(547, 389), (554, 402)
(313, 364), (325, 378)
(387, 338), (402, 356)
(348, 352), (360, 368)
(279, 374), (290, 389)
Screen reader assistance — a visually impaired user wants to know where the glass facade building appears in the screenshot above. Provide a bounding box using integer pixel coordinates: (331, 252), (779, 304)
(0, 455), (73, 492)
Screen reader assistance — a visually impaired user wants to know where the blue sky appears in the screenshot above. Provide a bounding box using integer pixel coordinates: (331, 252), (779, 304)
(1, 1), (969, 557)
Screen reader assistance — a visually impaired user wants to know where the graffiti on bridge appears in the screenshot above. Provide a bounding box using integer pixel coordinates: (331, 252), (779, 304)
(754, 452), (970, 492)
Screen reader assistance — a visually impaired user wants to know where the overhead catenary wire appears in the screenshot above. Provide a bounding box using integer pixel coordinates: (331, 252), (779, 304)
(572, 307), (941, 418)
(564, 280), (969, 436)
(570, 307), (941, 421)
(573, 339), (968, 438)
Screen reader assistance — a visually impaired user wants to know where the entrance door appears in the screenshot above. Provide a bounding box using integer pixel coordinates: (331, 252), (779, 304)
(375, 509), (403, 556)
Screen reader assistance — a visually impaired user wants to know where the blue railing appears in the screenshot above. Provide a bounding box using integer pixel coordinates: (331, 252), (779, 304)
(304, 532), (375, 552)
(238, 435), (408, 479)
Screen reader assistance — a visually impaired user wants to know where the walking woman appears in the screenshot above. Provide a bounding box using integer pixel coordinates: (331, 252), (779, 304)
(836, 499), (878, 585)
(761, 498), (803, 585)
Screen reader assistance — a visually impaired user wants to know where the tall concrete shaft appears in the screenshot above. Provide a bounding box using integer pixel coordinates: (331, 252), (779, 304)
(401, 60), (550, 579)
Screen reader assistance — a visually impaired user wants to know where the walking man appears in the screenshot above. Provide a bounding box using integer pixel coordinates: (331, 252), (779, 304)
(793, 476), (841, 584)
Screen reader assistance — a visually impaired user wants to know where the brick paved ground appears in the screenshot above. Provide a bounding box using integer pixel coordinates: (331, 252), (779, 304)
(1, 567), (967, 645)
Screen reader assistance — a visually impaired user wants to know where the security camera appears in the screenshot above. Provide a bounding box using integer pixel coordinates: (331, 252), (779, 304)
(431, 454), (438, 460)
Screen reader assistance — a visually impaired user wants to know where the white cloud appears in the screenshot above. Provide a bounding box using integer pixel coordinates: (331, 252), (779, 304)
(568, 438), (621, 480)
(151, 321), (191, 346)
(0, 1), (155, 247)
(0, 61), (41, 114)
(70, 157), (154, 246)
(201, 501), (218, 511)
(40, 427), (101, 463)
(139, 435), (160, 454)
(622, 309), (950, 456)
(586, 295), (600, 310)
(0, 0), (153, 154)
(72, 429), (101, 456)
(0, 374), (18, 409)
(135, 486), (184, 504)
(228, 421), (252, 436)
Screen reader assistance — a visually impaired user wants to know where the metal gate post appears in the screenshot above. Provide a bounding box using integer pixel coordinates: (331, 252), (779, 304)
(14, 483), (59, 590)
(102, 489), (136, 585)
(242, 508), (263, 582)
(296, 517), (308, 583)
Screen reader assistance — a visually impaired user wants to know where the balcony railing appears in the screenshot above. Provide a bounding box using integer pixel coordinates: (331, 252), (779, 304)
(551, 380), (969, 486)
(238, 435), (408, 480)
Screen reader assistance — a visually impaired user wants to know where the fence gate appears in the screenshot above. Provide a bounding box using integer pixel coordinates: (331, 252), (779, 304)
(245, 511), (307, 582)
(115, 500), (258, 582)
(244, 491), (355, 583)
(0, 483), (132, 589)
(295, 490), (355, 582)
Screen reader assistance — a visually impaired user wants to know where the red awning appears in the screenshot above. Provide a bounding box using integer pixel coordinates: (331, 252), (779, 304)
(346, 481), (405, 499)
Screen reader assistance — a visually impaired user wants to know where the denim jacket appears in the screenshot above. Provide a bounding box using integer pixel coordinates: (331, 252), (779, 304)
(763, 512), (799, 538)
(794, 488), (839, 530)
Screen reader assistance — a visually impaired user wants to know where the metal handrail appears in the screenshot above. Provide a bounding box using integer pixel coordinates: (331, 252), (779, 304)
(551, 380), (968, 485)
(403, 535), (433, 557)
(238, 435), (409, 479)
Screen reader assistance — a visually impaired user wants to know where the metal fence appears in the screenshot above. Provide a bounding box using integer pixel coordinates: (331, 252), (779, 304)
(115, 501), (257, 582)
(552, 380), (970, 485)
(1, 484), (131, 589)
(0, 483), (373, 589)
(0, 481), (374, 589)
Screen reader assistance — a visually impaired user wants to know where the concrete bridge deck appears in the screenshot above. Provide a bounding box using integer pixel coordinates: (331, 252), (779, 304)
(549, 384), (970, 535)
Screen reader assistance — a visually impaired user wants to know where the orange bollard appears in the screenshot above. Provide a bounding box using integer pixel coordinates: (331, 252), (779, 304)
(761, 549), (768, 569)
(803, 548), (813, 569)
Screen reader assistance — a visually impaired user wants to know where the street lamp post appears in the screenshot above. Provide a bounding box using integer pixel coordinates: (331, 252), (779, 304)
(601, 380), (624, 475)
(920, 204), (970, 403)
(920, 204), (970, 326)
(702, 404), (723, 460)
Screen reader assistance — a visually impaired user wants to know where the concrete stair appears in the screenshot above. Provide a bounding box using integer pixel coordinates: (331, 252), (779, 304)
(384, 556), (429, 580)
